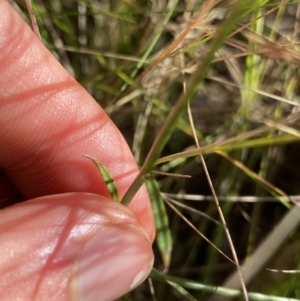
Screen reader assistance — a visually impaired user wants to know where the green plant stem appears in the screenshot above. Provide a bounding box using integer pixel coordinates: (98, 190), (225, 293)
(121, 0), (260, 207)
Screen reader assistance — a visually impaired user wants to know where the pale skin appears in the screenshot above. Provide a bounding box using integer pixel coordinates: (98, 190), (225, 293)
(0, 1), (155, 300)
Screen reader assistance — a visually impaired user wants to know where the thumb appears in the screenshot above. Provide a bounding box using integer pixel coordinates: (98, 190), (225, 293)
(0, 193), (154, 301)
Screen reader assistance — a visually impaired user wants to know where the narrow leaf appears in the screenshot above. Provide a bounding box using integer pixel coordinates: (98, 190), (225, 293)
(146, 175), (172, 270)
(83, 155), (120, 202)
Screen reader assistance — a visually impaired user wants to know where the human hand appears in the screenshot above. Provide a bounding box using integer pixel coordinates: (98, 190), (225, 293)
(0, 1), (155, 300)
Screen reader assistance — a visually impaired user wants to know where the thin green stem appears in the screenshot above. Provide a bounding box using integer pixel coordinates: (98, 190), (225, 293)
(121, 0), (253, 206)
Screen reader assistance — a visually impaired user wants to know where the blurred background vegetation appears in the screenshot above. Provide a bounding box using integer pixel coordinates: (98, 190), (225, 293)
(14, 0), (300, 300)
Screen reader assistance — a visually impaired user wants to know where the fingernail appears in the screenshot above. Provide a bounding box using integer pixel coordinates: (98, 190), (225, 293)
(71, 225), (154, 301)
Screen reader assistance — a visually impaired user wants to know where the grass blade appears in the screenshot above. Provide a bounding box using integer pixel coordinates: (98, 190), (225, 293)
(146, 175), (173, 271)
(83, 155), (120, 202)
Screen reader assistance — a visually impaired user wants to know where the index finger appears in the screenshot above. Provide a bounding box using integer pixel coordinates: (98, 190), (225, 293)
(0, 0), (154, 241)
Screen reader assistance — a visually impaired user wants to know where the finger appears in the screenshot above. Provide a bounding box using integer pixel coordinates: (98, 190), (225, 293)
(0, 193), (154, 301)
(0, 0), (154, 241)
